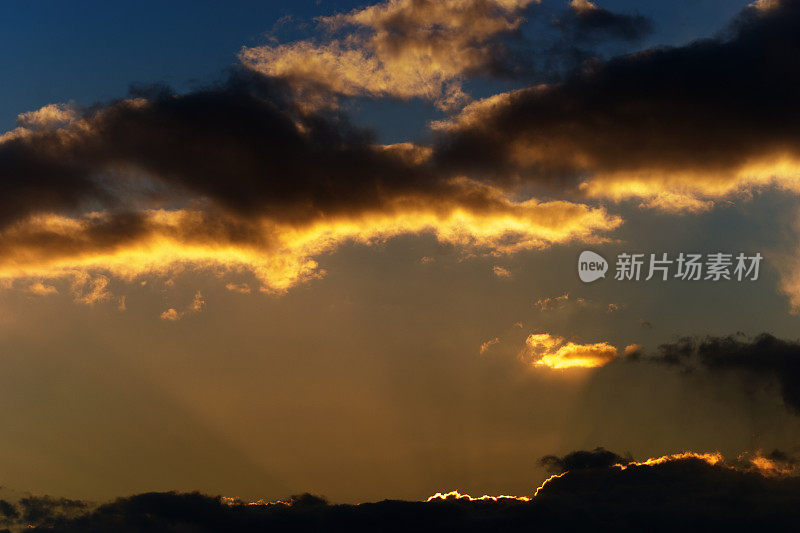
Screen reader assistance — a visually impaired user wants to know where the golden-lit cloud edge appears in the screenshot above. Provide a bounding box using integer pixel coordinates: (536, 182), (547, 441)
(521, 332), (635, 369)
(427, 449), (800, 503)
(0, 192), (620, 297)
(436, 88), (800, 213)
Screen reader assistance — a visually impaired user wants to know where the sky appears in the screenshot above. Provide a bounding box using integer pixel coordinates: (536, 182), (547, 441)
(3, 0), (800, 516)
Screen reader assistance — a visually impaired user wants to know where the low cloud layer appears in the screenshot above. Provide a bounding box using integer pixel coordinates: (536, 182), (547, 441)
(6, 448), (800, 530)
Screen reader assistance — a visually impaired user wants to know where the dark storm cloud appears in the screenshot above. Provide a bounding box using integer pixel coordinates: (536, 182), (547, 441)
(645, 333), (800, 415)
(433, 0), (800, 199)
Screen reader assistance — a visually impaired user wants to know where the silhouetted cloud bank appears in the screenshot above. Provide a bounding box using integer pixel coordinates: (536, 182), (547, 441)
(3, 447), (799, 532)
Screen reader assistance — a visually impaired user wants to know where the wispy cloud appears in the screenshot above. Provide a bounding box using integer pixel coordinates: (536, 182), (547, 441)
(240, 0), (538, 110)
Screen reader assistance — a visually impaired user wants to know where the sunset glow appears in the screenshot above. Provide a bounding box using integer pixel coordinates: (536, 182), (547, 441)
(3, 0), (800, 530)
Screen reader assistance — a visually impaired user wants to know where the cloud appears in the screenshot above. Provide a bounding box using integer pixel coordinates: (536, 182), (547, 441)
(425, 490), (530, 502)
(12, 103), (78, 133)
(239, 0), (538, 110)
(531, 447), (800, 531)
(7, 451), (800, 531)
(18, 495), (88, 528)
(433, 0), (800, 210)
(6, 0), (795, 305)
(492, 265), (512, 278)
(532, 292), (621, 312)
(557, 0), (653, 43)
(160, 291), (205, 321)
(622, 343), (642, 356)
(0, 72), (619, 296)
(0, 499), (19, 526)
(159, 308), (180, 321)
(741, 449), (800, 477)
(27, 281), (58, 296)
(225, 282), (251, 294)
(0, 198), (618, 295)
(540, 446), (629, 473)
(533, 292), (569, 310)
(159, 308), (181, 321)
(70, 273), (112, 305)
(479, 337), (500, 354)
(521, 332), (618, 369)
(640, 333), (800, 415)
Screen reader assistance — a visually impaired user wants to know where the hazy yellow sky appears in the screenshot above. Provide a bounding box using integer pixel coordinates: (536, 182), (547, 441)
(3, 0), (800, 506)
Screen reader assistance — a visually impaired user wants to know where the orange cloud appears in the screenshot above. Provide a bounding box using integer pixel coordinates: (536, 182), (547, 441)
(492, 265), (512, 278)
(521, 333), (618, 369)
(613, 451), (725, 470)
(569, 0), (599, 13)
(533, 293), (569, 311)
(70, 273), (112, 305)
(225, 282), (251, 294)
(740, 451), (800, 477)
(479, 337), (500, 354)
(0, 188), (619, 295)
(27, 281), (58, 296)
(622, 343), (642, 356)
(160, 291), (205, 321)
(533, 472), (567, 497)
(159, 308), (181, 321)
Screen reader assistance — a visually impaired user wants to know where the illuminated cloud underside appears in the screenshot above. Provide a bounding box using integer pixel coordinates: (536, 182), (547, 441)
(438, 90), (800, 213)
(430, 450), (799, 503)
(425, 491), (531, 502)
(0, 197), (619, 294)
(522, 333), (619, 369)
